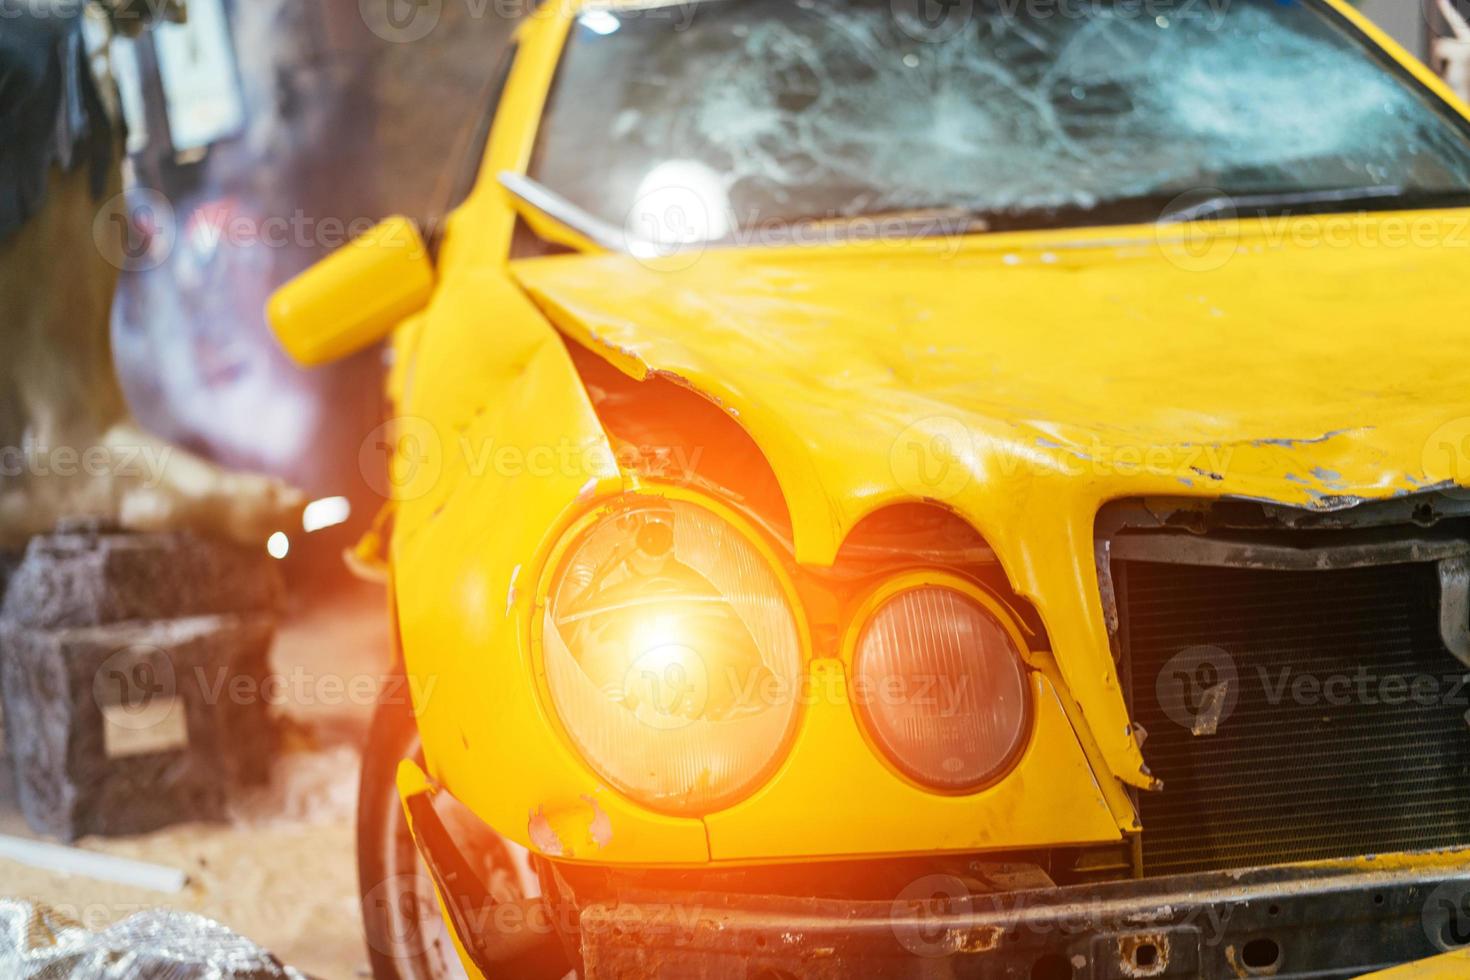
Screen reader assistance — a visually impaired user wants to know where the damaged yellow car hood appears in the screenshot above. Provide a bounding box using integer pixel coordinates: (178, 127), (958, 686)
(512, 215), (1470, 786)
(513, 215), (1470, 562)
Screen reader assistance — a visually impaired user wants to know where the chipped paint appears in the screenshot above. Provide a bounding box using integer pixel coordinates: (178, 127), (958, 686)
(1252, 427), (1366, 449)
(505, 563), (522, 615)
(583, 794), (614, 848)
(527, 806), (566, 856)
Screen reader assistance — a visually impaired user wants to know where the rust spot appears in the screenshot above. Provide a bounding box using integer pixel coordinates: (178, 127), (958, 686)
(1117, 933), (1170, 978)
(950, 924), (1003, 954)
(1223, 944), (1249, 979)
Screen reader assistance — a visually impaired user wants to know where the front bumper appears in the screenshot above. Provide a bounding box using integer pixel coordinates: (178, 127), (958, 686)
(399, 764), (1470, 979)
(576, 856), (1470, 979)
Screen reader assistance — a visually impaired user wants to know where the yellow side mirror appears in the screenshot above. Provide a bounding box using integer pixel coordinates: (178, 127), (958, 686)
(267, 216), (434, 367)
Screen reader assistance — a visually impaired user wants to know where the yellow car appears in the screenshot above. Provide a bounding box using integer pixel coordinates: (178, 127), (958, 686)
(270, 0), (1470, 976)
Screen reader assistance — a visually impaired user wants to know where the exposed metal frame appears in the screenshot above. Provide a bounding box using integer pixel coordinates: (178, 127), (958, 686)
(1096, 492), (1470, 669)
(578, 854), (1470, 979)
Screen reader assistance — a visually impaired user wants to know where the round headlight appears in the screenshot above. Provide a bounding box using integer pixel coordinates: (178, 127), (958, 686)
(541, 497), (802, 815)
(853, 584), (1030, 791)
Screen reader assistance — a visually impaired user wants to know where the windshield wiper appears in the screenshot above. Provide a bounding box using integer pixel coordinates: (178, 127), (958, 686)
(498, 171), (667, 258)
(1159, 186), (1408, 223)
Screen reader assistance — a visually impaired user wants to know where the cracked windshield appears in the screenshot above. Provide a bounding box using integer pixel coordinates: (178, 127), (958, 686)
(531, 0), (1470, 247)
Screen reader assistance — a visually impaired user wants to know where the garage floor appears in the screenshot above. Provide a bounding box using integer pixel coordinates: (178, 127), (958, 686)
(0, 583), (391, 980)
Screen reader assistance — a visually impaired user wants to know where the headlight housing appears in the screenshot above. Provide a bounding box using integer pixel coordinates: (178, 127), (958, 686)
(540, 496), (803, 816)
(852, 581), (1030, 792)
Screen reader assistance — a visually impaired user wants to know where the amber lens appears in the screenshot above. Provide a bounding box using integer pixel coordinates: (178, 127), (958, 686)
(854, 586), (1029, 790)
(544, 499), (802, 815)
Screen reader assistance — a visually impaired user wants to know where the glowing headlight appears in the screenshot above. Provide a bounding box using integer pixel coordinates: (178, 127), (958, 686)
(853, 584), (1030, 791)
(541, 497), (802, 815)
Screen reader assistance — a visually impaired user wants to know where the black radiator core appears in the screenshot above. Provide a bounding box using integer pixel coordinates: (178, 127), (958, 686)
(1119, 557), (1470, 876)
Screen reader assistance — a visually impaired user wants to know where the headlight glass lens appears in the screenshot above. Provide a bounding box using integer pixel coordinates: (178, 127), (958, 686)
(543, 498), (802, 815)
(854, 586), (1029, 791)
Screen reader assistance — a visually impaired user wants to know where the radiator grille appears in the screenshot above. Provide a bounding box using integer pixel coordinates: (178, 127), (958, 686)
(1119, 557), (1470, 876)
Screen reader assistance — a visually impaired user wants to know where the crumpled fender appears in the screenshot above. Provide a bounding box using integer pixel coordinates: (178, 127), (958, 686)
(389, 266), (710, 862)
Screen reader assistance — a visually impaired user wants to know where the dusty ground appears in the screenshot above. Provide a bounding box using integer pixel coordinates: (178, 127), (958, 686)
(0, 583), (391, 980)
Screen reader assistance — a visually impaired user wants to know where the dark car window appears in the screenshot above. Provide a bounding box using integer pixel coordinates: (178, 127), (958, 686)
(440, 41), (519, 220)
